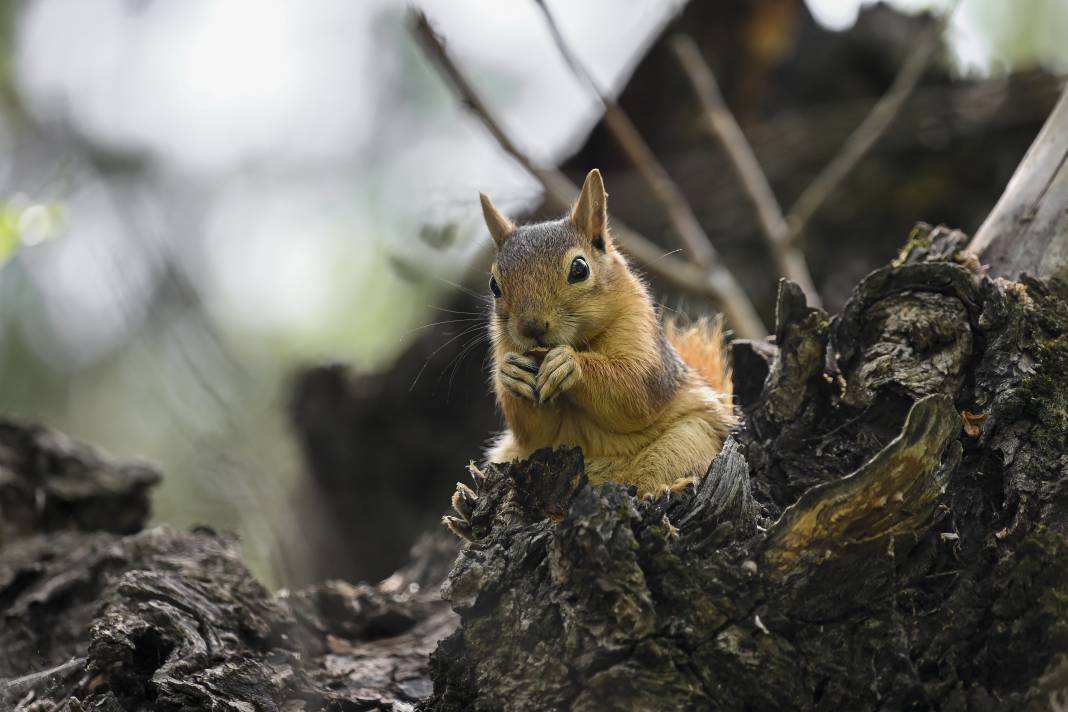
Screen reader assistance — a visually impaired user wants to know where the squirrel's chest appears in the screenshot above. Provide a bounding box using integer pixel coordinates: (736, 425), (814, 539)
(519, 402), (656, 456)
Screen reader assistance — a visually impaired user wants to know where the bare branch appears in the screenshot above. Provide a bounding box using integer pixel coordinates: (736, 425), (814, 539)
(531, 0), (719, 270)
(967, 85), (1068, 279)
(670, 34), (821, 307)
(408, 10), (767, 339)
(0, 657), (86, 701)
(784, 14), (946, 247)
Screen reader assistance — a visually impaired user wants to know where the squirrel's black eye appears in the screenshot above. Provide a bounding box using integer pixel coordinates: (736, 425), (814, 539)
(568, 256), (590, 284)
(489, 275), (502, 298)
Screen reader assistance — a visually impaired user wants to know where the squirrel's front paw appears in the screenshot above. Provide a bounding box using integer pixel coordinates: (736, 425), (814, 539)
(537, 345), (581, 403)
(500, 352), (539, 401)
(443, 462), (486, 542)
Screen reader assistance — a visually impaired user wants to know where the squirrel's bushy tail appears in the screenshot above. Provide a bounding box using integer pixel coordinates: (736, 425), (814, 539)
(665, 317), (732, 396)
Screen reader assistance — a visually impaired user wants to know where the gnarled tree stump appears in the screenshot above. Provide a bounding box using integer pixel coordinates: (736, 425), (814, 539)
(420, 225), (1068, 711)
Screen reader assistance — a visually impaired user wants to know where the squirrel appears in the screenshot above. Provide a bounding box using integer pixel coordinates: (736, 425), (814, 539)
(446, 169), (734, 537)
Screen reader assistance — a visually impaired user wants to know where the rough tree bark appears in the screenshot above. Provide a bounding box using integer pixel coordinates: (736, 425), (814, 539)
(417, 223), (1068, 711)
(0, 419), (459, 711)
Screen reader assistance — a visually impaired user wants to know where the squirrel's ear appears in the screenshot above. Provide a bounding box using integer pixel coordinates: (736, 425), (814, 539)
(571, 169), (608, 251)
(480, 193), (514, 249)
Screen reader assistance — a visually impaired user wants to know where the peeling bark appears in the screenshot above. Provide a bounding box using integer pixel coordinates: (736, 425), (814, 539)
(765, 394), (960, 575)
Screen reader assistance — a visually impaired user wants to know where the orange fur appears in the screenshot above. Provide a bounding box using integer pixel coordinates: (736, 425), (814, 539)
(665, 317), (732, 397)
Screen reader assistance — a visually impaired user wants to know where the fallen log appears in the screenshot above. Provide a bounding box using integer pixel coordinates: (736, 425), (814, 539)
(0, 419), (458, 711)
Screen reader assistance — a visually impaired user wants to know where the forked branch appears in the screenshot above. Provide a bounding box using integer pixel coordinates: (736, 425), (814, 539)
(784, 15), (945, 246)
(409, 10), (767, 339)
(671, 35), (821, 307)
(531, 0), (719, 271)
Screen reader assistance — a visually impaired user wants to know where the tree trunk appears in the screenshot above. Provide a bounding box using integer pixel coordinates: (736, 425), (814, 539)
(968, 88), (1068, 281)
(0, 418), (459, 711)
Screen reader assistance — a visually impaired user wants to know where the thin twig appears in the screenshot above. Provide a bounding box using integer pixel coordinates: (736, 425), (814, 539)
(408, 9), (767, 339)
(0, 656), (86, 701)
(784, 10), (952, 247)
(670, 34), (821, 307)
(531, 0), (719, 270)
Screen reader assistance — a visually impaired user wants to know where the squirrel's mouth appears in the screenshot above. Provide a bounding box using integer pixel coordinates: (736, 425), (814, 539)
(506, 317), (580, 352)
(513, 335), (551, 351)
(512, 334), (563, 353)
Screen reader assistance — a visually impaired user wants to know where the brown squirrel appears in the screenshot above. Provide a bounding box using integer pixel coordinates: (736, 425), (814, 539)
(449, 169), (734, 533)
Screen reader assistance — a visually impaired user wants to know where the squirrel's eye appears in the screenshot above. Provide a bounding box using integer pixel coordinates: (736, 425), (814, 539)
(568, 256), (590, 284)
(489, 275), (502, 298)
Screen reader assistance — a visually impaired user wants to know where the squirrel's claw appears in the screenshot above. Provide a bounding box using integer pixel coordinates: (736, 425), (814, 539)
(641, 476), (698, 502)
(442, 515), (474, 541)
(662, 514), (680, 540)
(466, 461), (487, 491)
(537, 346), (581, 403)
(642, 483), (673, 501)
(446, 471), (482, 541)
(501, 352), (539, 401)
(452, 481), (479, 520)
(670, 476), (698, 493)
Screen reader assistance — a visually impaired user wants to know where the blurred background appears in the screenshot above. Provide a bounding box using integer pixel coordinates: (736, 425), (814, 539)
(0, 0), (1065, 587)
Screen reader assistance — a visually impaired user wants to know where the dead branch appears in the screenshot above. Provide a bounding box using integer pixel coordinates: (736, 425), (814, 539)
(409, 10), (768, 339)
(531, 0), (721, 270)
(670, 34), (821, 307)
(968, 86), (1068, 279)
(784, 14), (944, 247)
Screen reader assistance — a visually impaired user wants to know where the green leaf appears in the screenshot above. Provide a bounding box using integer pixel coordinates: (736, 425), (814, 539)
(0, 202), (20, 267)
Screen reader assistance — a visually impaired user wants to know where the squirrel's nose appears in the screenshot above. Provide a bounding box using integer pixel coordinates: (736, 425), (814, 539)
(519, 319), (549, 341)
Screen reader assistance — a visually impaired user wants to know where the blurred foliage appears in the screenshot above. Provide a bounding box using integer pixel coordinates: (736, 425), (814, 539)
(0, 199), (64, 265)
(0, 0), (13, 111)
(967, 0), (1068, 74)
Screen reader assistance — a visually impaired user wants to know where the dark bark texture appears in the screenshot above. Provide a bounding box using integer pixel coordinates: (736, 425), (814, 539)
(2, 224), (1066, 710)
(0, 420), (159, 545)
(419, 225), (1068, 711)
(0, 420), (459, 711)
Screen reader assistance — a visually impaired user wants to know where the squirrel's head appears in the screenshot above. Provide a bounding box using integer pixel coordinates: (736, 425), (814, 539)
(481, 169), (628, 352)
